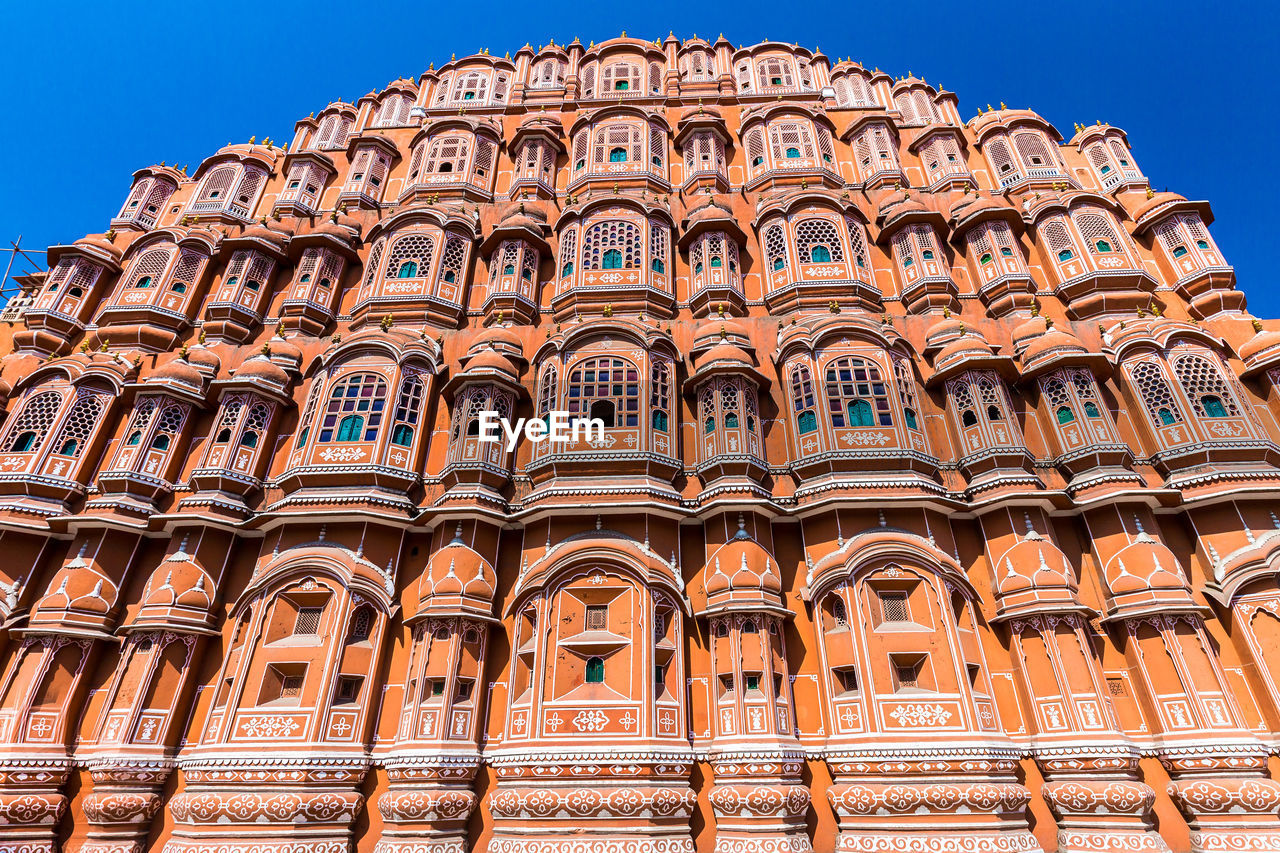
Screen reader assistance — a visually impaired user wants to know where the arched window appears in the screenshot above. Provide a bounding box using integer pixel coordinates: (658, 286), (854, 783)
(583, 220), (641, 270)
(825, 356), (893, 428)
(319, 373), (388, 443)
(347, 605), (373, 642)
(791, 364), (817, 435)
(586, 656), (605, 683)
(1172, 352), (1241, 420)
(568, 357), (639, 428)
(2, 390), (62, 453)
(795, 218), (845, 266)
(1129, 360), (1183, 427)
(650, 360), (671, 433)
(765, 224), (788, 273)
(1056, 406), (1076, 424)
(384, 234), (435, 282)
(609, 147), (627, 162)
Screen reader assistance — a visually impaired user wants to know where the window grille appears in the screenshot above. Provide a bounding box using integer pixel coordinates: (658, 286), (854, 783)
(649, 222), (668, 273)
(583, 220), (641, 270)
(1129, 360), (1183, 425)
(348, 608), (372, 642)
(601, 62), (641, 94)
(1074, 210), (1126, 257)
(893, 357), (922, 428)
(894, 660), (920, 689)
(1172, 353), (1240, 418)
(650, 360), (671, 431)
(586, 605), (608, 631)
(280, 675), (304, 698)
(294, 607), (322, 635)
(437, 235), (467, 287)
(791, 364), (816, 413)
(825, 356), (892, 428)
(1013, 131), (1056, 170)
(46, 391), (106, 459)
(537, 365), (558, 417)
(391, 373), (425, 446)
(567, 356), (640, 427)
(319, 373), (388, 442)
(2, 391), (63, 452)
(769, 121), (816, 161)
(830, 594), (848, 627)
(744, 127), (766, 172)
(795, 218), (844, 264)
(756, 57), (793, 88)
(384, 234), (435, 280)
(881, 592), (909, 622)
(985, 137), (1017, 178)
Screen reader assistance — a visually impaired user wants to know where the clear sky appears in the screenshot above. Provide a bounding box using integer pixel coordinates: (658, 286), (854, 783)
(2, 0), (1276, 311)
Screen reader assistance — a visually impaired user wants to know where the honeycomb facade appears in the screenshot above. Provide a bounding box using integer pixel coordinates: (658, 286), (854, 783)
(1, 33), (1279, 853)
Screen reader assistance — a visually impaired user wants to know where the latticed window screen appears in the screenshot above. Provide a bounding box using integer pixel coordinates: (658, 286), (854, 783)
(769, 121), (816, 161)
(1172, 353), (1241, 418)
(1040, 218), (1077, 258)
(537, 364), (558, 416)
(790, 364), (816, 413)
(1013, 131), (1056, 169)
(985, 138), (1017, 176)
(294, 607), (322, 635)
(241, 402), (271, 449)
(1074, 210), (1126, 257)
(834, 73), (874, 107)
(127, 249), (172, 289)
(894, 357), (922, 429)
(580, 65), (596, 97)
(170, 251), (206, 290)
(280, 675), (304, 698)
(1129, 361), (1183, 425)
(583, 221), (641, 269)
(197, 166), (236, 202)
(756, 57), (794, 88)
(557, 228), (577, 278)
(567, 357), (640, 427)
(894, 660), (920, 688)
(384, 234), (435, 280)
(374, 94), (411, 127)
(795, 218), (845, 264)
(392, 373), (426, 445)
(320, 373), (388, 442)
(649, 222), (668, 272)
(531, 59), (565, 88)
(882, 592), (909, 622)
(452, 72), (489, 103)
(593, 123), (643, 166)
(426, 135), (469, 174)
(3, 391), (62, 452)
(151, 403), (189, 449)
(586, 605), (608, 631)
(1110, 140), (1137, 172)
(825, 356), (893, 428)
(764, 224), (789, 272)
(123, 398), (159, 443)
(437, 236), (467, 286)
(650, 360), (671, 430)
(314, 114), (352, 149)
(601, 62), (641, 93)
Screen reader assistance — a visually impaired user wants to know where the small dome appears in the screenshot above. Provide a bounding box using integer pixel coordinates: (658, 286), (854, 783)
(705, 526), (782, 603)
(1021, 327), (1087, 365)
(242, 218), (293, 248)
(936, 331), (995, 365)
(693, 317), (752, 350)
(233, 354), (290, 386)
(1132, 191), (1187, 224)
(495, 200), (549, 230)
(694, 342), (754, 373)
(152, 358), (206, 390)
(464, 348), (518, 380)
(265, 332), (304, 369)
(418, 529), (497, 615)
(185, 343), (222, 374)
(1239, 321), (1280, 366)
(140, 552), (214, 612)
(1107, 537), (1188, 595)
(470, 324), (524, 357)
(996, 533), (1076, 597)
(924, 311), (968, 351)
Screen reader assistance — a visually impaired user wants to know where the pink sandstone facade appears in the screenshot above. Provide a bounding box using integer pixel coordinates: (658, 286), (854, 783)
(0, 32), (1279, 853)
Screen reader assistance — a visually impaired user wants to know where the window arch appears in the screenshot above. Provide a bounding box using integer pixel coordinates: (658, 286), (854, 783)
(790, 364), (817, 435)
(764, 224), (789, 273)
(318, 373), (388, 443)
(1075, 212), (1125, 257)
(795, 218), (845, 265)
(1129, 360), (1183, 427)
(568, 357), (639, 428)
(824, 356), (893, 428)
(1172, 352), (1240, 419)
(2, 390), (63, 453)
(383, 234), (435, 282)
(582, 221), (641, 270)
(650, 360), (671, 432)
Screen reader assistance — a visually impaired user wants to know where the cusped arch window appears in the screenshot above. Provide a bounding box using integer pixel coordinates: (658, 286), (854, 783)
(568, 356), (640, 428)
(824, 356), (892, 428)
(319, 373), (388, 443)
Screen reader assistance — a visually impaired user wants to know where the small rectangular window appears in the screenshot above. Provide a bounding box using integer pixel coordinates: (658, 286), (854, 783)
(586, 605), (608, 631)
(294, 607), (323, 635)
(894, 661), (920, 690)
(455, 680), (473, 701)
(745, 674), (761, 691)
(335, 676), (362, 703)
(429, 680), (445, 698)
(881, 592), (909, 623)
(281, 675), (304, 698)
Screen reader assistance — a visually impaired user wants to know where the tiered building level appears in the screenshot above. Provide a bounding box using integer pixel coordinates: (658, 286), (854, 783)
(1, 33), (1280, 853)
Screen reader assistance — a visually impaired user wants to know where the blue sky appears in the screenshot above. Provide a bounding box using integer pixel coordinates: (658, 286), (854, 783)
(2, 1), (1276, 312)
